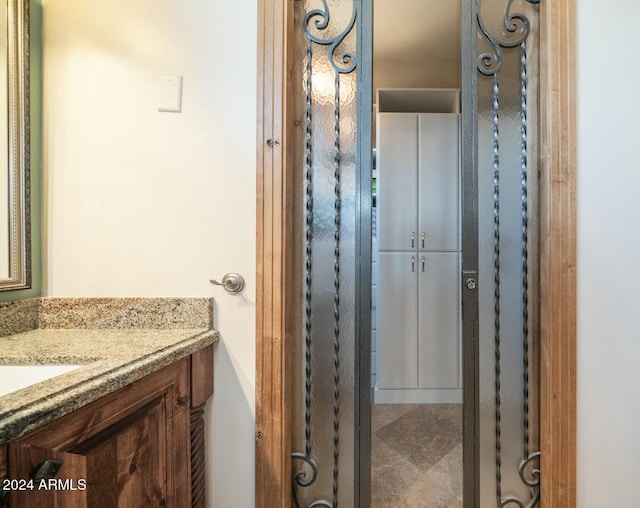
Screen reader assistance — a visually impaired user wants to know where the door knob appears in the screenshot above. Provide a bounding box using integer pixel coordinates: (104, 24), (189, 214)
(210, 273), (246, 295)
(30, 459), (63, 481)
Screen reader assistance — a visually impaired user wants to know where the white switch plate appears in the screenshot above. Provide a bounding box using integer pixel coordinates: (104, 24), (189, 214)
(158, 75), (182, 112)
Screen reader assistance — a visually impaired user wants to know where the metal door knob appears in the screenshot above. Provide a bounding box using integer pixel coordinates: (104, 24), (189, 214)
(210, 273), (245, 295)
(30, 459), (63, 481)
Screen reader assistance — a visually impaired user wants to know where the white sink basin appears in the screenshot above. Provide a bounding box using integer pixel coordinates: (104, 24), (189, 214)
(0, 365), (82, 397)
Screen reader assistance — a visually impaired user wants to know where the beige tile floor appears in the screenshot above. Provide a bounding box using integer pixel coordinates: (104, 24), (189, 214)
(371, 403), (463, 508)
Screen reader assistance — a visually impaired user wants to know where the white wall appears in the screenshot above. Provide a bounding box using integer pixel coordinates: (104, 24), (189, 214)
(42, 1), (257, 506)
(41, 1), (640, 505)
(577, 2), (640, 506)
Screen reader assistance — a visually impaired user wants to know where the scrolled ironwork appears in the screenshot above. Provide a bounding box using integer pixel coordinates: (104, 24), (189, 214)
(490, 73), (503, 507)
(500, 453), (541, 507)
(519, 451), (541, 489)
(294, 1), (356, 505)
(479, 1), (542, 506)
(477, 0), (539, 76)
(304, 0), (357, 74)
(304, 36), (314, 460)
(331, 71), (342, 508)
(520, 40), (531, 461)
(477, 11), (505, 76)
(293, 35), (332, 508)
(292, 453), (333, 508)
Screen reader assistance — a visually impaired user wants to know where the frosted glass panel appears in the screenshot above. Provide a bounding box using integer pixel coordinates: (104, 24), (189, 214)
(289, 1), (542, 505)
(292, 1), (358, 506)
(477, 0), (540, 505)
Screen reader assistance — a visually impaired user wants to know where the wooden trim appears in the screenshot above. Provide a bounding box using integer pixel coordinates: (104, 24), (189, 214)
(539, 1), (577, 506)
(190, 344), (214, 407)
(255, 0), (294, 506)
(255, 0), (579, 506)
(190, 344), (214, 508)
(191, 404), (207, 508)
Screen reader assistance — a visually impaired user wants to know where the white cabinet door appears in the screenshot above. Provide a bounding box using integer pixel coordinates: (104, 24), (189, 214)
(418, 252), (460, 389)
(419, 114), (460, 251)
(377, 114), (419, 251)
(376, 252), (419, 389)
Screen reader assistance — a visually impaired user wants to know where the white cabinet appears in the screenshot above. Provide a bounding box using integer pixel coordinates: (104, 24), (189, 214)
(377, 252), (419, 389)
(376, 251), (461, 401)
(419, 114), (460, 252)
(418, 252), (460, 390)
(375, 101), (461, 404)
(378, 113), (459, 253)
(377, 114), (419, 251)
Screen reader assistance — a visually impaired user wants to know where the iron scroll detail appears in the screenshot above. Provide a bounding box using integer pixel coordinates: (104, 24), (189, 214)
(292, 454), (333, 508)
(304, 0), (358, 74)
(501, 453), (541, 508)
(477, 0), (539, 76)
(478, 0), (541, 506)
(294, 1), (357, 507)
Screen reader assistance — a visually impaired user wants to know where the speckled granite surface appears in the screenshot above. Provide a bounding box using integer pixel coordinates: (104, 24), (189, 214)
(0, 299), (40, 337)
(0, 297), (213, 336)
(0, 298), (218, 444)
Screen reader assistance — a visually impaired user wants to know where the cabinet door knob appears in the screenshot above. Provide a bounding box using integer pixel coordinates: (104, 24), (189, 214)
(421, 232), (425, 249)
(421, 256), (425, 272)
(29, 459), (63, 481)
(411, 256), (415, 272)
(411, 232), (415, 248)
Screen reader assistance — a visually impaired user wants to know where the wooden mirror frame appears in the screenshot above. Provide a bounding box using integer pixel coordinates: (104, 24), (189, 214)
(255, 1), (576, 506)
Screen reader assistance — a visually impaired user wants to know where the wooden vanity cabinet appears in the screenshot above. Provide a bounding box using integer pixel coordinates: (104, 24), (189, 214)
(3, 345), (213, 508)
(0, 445), (7, 508)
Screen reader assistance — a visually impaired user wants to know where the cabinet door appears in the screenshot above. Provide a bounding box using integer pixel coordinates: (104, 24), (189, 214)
(9, 396), (166, 508)
(419, 113), (460, 251)
(377, 252), (418, 389)
(8, 446), (88, 508)
(418, 252), (460, 389)
(8, 360), (190, 508)
(377, 113), (419, 251)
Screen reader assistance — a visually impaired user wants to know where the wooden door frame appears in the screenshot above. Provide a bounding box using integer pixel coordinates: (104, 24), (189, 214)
(255, 1), (576, 506)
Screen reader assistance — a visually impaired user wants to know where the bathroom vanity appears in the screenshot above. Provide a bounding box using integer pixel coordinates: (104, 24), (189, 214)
(0, 298), (218, 507)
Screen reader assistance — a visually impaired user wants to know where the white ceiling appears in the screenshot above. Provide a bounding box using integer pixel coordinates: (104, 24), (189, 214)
(374, 0), (461, 63)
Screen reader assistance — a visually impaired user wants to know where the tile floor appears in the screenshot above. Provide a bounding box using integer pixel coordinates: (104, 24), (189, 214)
(371, 403), (463, 507)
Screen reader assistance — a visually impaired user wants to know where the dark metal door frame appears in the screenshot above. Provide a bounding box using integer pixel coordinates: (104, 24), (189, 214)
(354, 1), (373, 506)
(460, 1), (480, 505)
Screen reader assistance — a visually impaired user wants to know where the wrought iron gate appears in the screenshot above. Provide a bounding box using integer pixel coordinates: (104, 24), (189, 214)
(289, 1), (541, 506)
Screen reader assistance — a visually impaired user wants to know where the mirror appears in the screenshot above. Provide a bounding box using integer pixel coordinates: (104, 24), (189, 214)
(0, 0), (30, 291)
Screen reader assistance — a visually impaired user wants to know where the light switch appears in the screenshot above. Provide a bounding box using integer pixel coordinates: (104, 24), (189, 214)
(158, 75), (182, 113)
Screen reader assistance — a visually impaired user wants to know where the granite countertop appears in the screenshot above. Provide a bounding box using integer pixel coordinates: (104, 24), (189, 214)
(0, 298), (219, 444)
